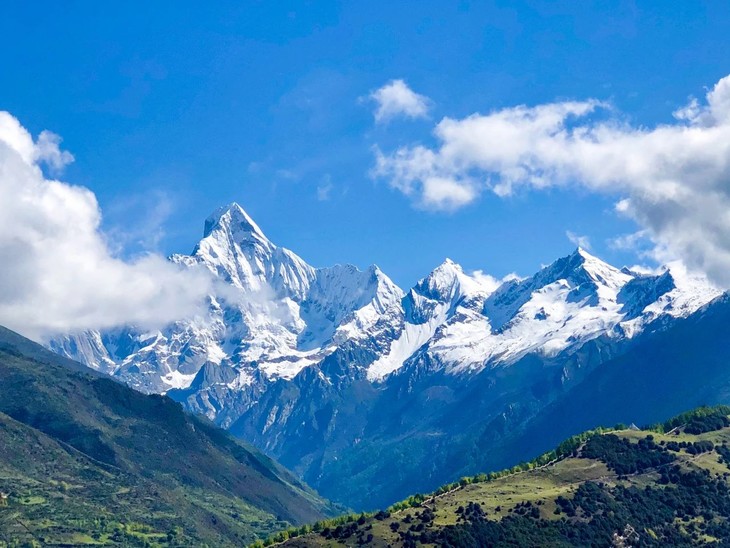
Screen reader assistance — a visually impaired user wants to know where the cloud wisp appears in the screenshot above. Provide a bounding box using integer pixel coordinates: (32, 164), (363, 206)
(370, 79), (431, 123)
(566, 231), (592, 251)
(317, 175), (333, 201)
(374, 74), (730, 287)
(0, 112), (213, 340)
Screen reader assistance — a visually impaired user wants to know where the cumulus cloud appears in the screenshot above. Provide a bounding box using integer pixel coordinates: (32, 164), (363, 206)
(471, 270), (523, 294)
(374, 74), (730, 287)
(370, 79), (430, 123)
(0, 112), (213, 340)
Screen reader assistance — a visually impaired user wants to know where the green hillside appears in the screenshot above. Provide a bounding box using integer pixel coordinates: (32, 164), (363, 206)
(0, 326), (338, 547)
(272, 406), (730, 547)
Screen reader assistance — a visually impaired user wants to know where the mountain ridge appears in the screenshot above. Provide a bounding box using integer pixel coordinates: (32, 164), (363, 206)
(48, 203), (728, 509)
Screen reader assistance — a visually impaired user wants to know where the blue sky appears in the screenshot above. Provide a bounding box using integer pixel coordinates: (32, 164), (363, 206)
(3, 1), (730, 289)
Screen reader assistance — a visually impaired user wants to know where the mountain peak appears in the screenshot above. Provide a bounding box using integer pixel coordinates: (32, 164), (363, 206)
(563, 246), (602, 268)
(572, 245), (592, 259)
(416, 258), (463, 297)
(431, 257), (461, 275)
(543, 247), (631, 290)
(203, 202), (267, 241)
(414, 258), (496, 303)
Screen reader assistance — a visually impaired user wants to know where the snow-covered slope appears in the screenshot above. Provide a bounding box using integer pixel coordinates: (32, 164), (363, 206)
(48, 203), (728, 509)
(418, 248), (672, 375)
(51, 205), (721, 398)
(367, 259), (497, 380)
(50, 203), (403, 393)
(370, 247), (721, 380)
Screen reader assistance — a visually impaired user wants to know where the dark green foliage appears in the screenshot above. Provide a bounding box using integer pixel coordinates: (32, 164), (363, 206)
(685, 411), (730, 434)
(580, 433), (675, 474)
(717, 443), (730, 464)
(686, 440), (715, 455)
(419, 506), (436, 523)
(428, 467), (730, 547)
(666, 440), (682, 452)
(374, 510), (390, 520)
(652, 406), (730, 434)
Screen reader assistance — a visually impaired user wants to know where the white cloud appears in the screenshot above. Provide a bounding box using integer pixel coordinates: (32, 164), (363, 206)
(470, 270), (523, 293)
(370, 79), (430, 123)
(0, 112), (213, 340)
(566, 231), (591, 251)
(470, 270), (501, 293)
(374, 74), (730, 287)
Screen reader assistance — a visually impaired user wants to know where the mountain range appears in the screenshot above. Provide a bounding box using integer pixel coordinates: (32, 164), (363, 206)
(50, 203), (730, 510)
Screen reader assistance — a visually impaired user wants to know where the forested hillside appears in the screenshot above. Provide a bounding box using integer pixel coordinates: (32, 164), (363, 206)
(270, 407), (730, 547)
(0, 326), (337, 547)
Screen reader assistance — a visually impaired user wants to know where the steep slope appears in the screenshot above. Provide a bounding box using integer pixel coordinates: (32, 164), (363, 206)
(275, 407), (730, 547)
(229, 249), (723, 510)
(0, 326), (336, 546)
(49, 204), (725, 510)
(496, 292), (730, 471)
(306, 294), (730, 511)
(51, 203), (403, 401)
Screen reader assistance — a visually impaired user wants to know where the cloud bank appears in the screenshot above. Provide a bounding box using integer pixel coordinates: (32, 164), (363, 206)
(0, 112), (212, 340)
(370, 79), (430, 123)
(375, 74), (730, 287)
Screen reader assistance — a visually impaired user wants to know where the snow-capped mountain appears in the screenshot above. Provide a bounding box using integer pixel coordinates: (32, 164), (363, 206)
(52, 203), (403, 393)
(49, 203), (727, 509)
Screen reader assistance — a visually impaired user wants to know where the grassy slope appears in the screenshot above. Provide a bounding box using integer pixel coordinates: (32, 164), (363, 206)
(0, 326), (337, 547)
(277, 408), (730, 547)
